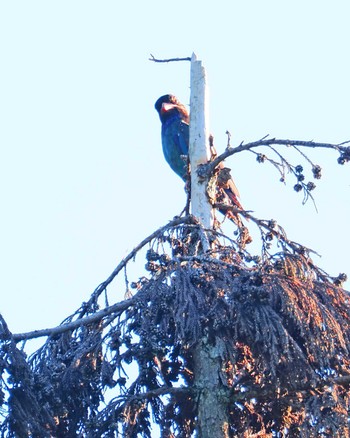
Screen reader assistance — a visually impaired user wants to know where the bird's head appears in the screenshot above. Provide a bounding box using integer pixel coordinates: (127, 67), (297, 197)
(154, 94), (189, 124)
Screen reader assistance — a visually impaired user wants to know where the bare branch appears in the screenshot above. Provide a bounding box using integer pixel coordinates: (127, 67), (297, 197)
(206, 138), (350, 176)
(86, 215), (199, 305)
(117, 371), (350, 407)
(229, 374), (350, 405)
(149, 54), (191, 63)
(4, 216), (202, 343)
(122, 386), (189, 403)
(216, 203), (319, 255)
(7, 298), (134, 342)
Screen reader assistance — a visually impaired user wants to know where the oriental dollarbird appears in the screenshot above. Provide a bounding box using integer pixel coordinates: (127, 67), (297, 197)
(155, 94), (250, 240)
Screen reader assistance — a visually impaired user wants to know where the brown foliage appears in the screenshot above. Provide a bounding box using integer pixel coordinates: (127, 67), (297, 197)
(0, 219), (349, 437)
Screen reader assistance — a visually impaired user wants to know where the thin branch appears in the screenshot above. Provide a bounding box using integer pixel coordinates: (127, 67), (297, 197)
(291, 144), (316, 167)
(7, 298), (134, 342)
(122, 386), (190, 403)
(6, 216), (201, 343)
(214, 203), (322, 259)
(206, 138), (350, 176)
(230, 374), (350, 404)
(149, 54), (191, 63)
(117, 373), (350, 406)
(86, 216), (199, 304)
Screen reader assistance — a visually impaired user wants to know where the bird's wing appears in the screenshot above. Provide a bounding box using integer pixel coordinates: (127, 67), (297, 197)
(176, 120), (189, 155)
(161, 118), (190, 180)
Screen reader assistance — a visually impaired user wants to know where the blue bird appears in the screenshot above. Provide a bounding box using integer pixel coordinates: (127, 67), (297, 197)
(154, 94), (190, 180)
(155, 94), (249, 236)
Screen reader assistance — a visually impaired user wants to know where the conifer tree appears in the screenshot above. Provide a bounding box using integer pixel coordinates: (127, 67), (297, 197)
(1, 57), (350, 437)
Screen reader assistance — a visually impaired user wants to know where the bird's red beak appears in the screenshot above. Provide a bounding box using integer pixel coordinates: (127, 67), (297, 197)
(161, 102), (177, 114)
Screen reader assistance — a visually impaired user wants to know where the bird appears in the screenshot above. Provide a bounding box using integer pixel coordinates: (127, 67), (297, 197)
(154, 94), (190, 180)
(155, 94), (250, 241)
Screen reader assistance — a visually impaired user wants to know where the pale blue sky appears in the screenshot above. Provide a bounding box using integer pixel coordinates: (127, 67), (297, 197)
(1, 1), (349, 340)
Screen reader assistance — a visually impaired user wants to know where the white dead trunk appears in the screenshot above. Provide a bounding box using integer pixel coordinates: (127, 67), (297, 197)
(189, 55), (229, 437)
(189, 53), (214, 231)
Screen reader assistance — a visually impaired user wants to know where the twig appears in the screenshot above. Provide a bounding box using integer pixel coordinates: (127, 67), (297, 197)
(149, 54), (191, 63)
(122, 385), (190, 403)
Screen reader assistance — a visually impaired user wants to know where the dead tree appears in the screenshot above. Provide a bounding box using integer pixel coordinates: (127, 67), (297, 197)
(1, 56), (350, 437)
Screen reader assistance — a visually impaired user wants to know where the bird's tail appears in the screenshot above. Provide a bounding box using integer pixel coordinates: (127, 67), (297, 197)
(217, 187), (252, 246)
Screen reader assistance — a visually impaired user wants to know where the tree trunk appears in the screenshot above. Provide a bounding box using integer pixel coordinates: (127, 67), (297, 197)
(193, 336), (229, 438)
(190, 55), (229, 437)
(189, 53), (214, 235)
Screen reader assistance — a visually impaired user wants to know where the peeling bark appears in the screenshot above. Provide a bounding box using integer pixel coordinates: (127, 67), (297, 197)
(193, 336), (229, 438)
